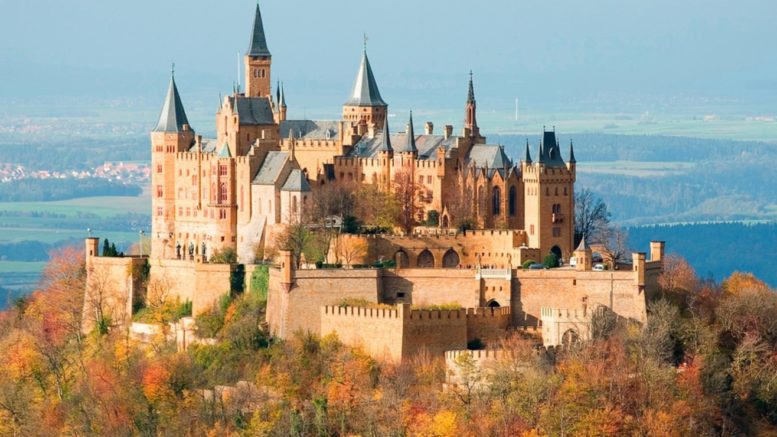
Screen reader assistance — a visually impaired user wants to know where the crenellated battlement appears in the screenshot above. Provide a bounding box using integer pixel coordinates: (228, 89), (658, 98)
(465, 307), (511, 318)
(541, 307), (589, 320)
(322, 305), (400, 319)
(444, 348), (505, 361)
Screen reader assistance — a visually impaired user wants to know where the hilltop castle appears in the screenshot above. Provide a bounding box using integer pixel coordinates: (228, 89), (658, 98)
(150, 3), (575, 265)
(84, 3), (665, 363)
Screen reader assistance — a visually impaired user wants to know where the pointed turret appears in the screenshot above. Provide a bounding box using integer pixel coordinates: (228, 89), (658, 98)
(524, 140), (533, 164)
(244, 2), (272, 97)
(464, 71), (479, 137)
(345, 48), (387, 107)
(568, 140), (576, 163)
(342, 41), (388, 127)
(396, 111), (417, 154)
(153, 72), (190, 133)
(247, 2), (271, 57)
(280, 82), (287, 108)
(377, 115), (393, 153)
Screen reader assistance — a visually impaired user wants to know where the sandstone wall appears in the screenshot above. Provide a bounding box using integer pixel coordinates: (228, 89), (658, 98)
(381, 268), (480, 307)
(267, 268), (382, 338)
(402, 308), (468, 358)
(84, 256), (147, 331)
(320, 306), (404, 362)
(466, 307), (511, 346)
(148, 259), (234, 315)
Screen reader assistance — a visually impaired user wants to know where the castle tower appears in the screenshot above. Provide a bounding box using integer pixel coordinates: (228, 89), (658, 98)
(342, 44), (388, 127)
(278, 82), (287, 122)
(376, 115), (394, 189)
(464, 71), (480, 139)
(522, 129), (575, 260)
(395, 111), (418, 165)
(245, 2), (272, 98)
(150, 71), (194, 259)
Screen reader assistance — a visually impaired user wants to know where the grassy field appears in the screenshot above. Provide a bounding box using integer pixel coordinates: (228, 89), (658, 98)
(0, 192), (150, 218)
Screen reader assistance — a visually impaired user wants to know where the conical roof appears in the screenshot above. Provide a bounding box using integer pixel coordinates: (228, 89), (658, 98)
(569, 140), (576, 163)
(467, 71), (476, 104)
(524, 140), (533, 163)
(575, 235), (591, 252)
(345, 49), (387, 107)
(377, 115), (393, 153)
(247, 3), (271, 57)
(396, 112), (417, 153)
(153, 75), (190, 133)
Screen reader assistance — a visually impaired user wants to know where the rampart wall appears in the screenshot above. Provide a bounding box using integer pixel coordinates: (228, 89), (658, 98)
(266, 268), (382, 338)
(84, 255), (147, 331)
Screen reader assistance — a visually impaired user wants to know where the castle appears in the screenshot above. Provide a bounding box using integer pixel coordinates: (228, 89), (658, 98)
(150, 3), (575, 266)
(84, 3), (665, 363)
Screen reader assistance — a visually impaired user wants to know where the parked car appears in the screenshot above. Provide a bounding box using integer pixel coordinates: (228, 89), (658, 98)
(593, 263), (605, 271)
(528, 263), (547, 270)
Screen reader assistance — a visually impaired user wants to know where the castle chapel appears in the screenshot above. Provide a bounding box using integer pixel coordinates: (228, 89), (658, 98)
(150, 3), (577, 265)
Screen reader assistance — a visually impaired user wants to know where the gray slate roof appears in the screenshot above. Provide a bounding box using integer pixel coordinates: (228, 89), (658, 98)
(345, 50), (387, 107)
(153, 76), (190, 133)
(188, 138), (218, 154)
(348, 133), (457, 160)
(396, 113), (417, 154)
(281, 169), (311, 192)
(253, 151), (289, 185)
(247, 3), (271, 57)
(231, 96), (274, 125)
(218, 144), (232, 158)
(538, 131), (566, 167)
(280, 120), (339, 140)
(467, 144), (512, 169)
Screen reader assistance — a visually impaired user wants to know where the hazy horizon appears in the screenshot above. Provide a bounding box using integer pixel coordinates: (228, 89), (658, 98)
(2, 0), (776, 119)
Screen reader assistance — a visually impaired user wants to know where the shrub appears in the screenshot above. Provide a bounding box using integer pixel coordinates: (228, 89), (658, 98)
(412, 302), (462, 311)
(425, 210), (440, 226)
(337, 298), (394, 309)
(211, 247), (238, 264)
(250, 264), (270, 301)
(543, 254), (560, 269)
(522, 259), (537, 269)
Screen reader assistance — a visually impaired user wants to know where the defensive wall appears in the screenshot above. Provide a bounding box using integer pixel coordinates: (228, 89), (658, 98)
(83, 239), (147, 331)
(266, 242), (664, 360)
(319, 304), (511, 362)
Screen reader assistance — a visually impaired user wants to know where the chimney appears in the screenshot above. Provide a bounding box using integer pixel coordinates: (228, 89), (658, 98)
(425, 122), (434, 135)
(443, 125), (453, 139)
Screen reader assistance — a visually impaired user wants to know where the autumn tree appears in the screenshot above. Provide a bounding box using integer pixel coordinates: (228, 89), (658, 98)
(393, 169), (424, 235)
(354, 184), (399, 232)
(575, 188), (610, 244)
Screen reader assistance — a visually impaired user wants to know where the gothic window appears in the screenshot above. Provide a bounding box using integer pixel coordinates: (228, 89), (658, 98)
(427, 175), (432, 184)
(552, 204), (561, 214)
(509, 186), (517, 216)
(492, 187), (501, 215)
(219, 165), (228, 176)
(530, 224), (535, 235)
(156, 185), (163, 198)
(157, 164), (163, 173)
(292, 196), (298, 214)
(219, 183), (227, 203)
(156, 207), (163, 217)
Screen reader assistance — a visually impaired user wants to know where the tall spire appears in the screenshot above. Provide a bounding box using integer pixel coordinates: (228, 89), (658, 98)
(280, 82), (287, 108)
(467, 70), (476, 104)
(153, 68), (190, 133)
(247, 2), (271, 57)
(465, 71), (478, 134)
(524, 140), (533, 164)
(569, 140), (576, 163)
(377, 114), (393, 153)
(397, 111), (417, 154)
(345, 44), (387, 107)
(275, 80), (281, 104)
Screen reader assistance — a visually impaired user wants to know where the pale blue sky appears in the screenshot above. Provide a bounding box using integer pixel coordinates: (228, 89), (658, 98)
(1, 0), (775, 116)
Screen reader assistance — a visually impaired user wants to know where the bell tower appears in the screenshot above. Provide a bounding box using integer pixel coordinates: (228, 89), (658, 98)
(342, 41), (388, 128)
(245, 2), (272, 98)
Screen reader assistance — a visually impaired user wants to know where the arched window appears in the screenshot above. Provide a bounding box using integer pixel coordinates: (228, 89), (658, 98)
(417, 250), (435, 268)
(219, 183), (227, 203)
(442, 249), (460, 268)
(508, 186), (517, 216)
(492, 187), (501, 215)
(291, 196), (298, 214)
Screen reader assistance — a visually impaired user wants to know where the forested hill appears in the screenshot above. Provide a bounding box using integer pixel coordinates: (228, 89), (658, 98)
(628, 222), (777, 286)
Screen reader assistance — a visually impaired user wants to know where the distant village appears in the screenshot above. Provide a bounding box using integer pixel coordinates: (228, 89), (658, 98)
(0, 161), (149, 185)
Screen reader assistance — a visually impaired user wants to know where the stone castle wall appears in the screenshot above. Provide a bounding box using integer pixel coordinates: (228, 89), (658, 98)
(84, 255), (147, 331)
